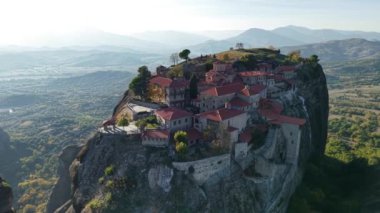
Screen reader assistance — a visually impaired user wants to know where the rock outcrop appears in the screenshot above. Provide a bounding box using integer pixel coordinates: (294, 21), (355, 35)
(0, 128), (19, 186)
(296, 63), (329, 156)
(0, 178), (15, 213)
(49, 62), (329, 213)
(46, 144), (83, 213)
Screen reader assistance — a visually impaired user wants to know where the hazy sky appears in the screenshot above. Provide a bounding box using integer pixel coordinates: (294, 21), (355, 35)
(1, 0), (379, 44)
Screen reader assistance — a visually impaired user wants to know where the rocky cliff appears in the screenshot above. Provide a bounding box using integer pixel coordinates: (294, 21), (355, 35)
(49, 62), (329, 213)
(0, 128), (19, 187)
(0, 178), (15, 213)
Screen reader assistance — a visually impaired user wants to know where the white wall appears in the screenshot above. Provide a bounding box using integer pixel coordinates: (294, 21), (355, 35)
(157, 115), (192, 132)
(221, 112), (248, 132)
(281, 123), (301, 164)
(199, 93), (235, 112)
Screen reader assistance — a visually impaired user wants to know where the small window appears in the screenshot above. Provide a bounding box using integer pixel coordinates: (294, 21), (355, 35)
(178, 120), (181, 124)
(173, 121), (176, 125)
(185, 118), (188, 123)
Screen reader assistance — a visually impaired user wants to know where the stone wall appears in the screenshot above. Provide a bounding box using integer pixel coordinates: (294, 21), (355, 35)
(234, 142), (248, 160)
(172, 154), (230, 185)
(142, 137), (169, 147)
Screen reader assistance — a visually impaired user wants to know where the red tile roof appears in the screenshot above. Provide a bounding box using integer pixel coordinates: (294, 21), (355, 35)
(197, 108), (245, 122)
(142, 129), (170, 139)
(150, 76), (172, 87)
(149, 76), (188, 88)
(258, 99), (305, 126)
(240, 85), (266, 96)
(238, 71), (268, 77)
(155, 107), (193, 121)
(239, 129), (252, 143)
(186, 128), (202, 141)
(201, 83), (245, 96)
(259, 99), (284, 114)
(229, 97), (251, 107)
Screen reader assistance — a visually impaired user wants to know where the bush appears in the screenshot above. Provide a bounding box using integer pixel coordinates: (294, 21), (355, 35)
(104, 165), (114, 176)
(174, 131), (188, 143)
(176, 142), (188, 154)
(135, 115), (158, 128)
(105, 180), (114, 189)
(118, 117), (129, 126)
(87, 193), (112, 209)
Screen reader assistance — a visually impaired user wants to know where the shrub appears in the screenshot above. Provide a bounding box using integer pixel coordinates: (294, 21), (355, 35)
(176, 142), (188, 154)
(87, 193), (112, 209)
(98, 177), (105, 184)
(118, 118), (129, 126)
(174, 131), (188, 143)
(135, 115), (158, 128)
(105, 180), (114, 189)
(104, 165), (114, 176)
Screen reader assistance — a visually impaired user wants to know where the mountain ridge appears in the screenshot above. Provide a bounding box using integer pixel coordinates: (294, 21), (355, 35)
(281, 38), (380, 62)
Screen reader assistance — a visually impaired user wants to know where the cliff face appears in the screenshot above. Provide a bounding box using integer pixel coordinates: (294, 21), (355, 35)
(0, 178), (14, 213)
(296, 63), (329, 156)
(49, 63), (329, 213)
(46, 144), (83, 213)
(0, 128), (19, 186)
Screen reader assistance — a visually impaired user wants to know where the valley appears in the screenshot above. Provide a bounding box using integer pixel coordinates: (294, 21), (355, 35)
(0, 33), (379, 212)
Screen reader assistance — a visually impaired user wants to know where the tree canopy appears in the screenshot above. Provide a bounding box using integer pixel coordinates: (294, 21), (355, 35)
(174, 130), (188, 143)
(179, 49), (191, 62)
(129, 66), (151, 99)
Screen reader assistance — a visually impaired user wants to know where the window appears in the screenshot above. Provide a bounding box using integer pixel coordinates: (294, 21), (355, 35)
(178, 120), (181, 124)
(173, 121), (176, 125)
(185, 118), (188, 123)
(290, 132), (293, 136)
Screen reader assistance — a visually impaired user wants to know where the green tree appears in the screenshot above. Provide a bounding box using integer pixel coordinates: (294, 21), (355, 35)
(175, 142), (188, 154)
(189, 74), (198, 99)
(129, 66), (151, 99)
(179, 49), (191, 62)
(309, 54), (319, 64)
(174, 131), (188, 143)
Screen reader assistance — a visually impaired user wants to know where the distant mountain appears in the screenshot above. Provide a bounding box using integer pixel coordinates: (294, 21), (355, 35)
(0, 48), (164, 71)
(4, 26), (380, 57)
(273, 25), (380, 44)
(197, 30), (244, 40)
(188, 26), (380, 54)
(22, 30), (174, 53)
(281, 38), (380, 62)
(188, 28), (302, 54)
(131, 31), (212, 48)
